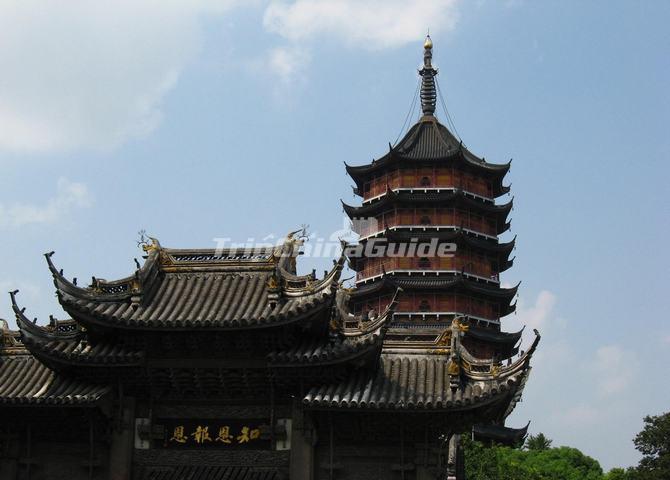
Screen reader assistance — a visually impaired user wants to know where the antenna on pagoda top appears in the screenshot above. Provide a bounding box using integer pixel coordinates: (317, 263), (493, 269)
(419, 34), (438, 118)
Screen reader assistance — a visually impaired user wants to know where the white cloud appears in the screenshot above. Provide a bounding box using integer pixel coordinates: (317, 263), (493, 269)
(262, 0), (460, 79)
(0, 1), (241, 153)
(517, 290), (556, 330)
(504, 289), (557, 349)
(268, 46), (311, 83)
(592, 344), (638, 396)
(264, 0), (459, 49)
(0, 177), (92, 228)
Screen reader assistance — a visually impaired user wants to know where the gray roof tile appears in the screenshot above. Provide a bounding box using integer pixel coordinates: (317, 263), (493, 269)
(0, 354), (109, 405)
(303, 353), (526, 410)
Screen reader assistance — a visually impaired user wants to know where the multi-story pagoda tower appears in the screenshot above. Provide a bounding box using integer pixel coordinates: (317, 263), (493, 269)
(344, 36), (520, 361)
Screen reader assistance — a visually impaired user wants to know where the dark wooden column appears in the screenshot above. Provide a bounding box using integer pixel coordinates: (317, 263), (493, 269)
(289, 401), (315, 480)
(108, 397), (135, 480)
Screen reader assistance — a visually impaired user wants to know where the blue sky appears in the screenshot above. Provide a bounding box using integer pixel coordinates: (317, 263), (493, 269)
(0, 0), (668, 471)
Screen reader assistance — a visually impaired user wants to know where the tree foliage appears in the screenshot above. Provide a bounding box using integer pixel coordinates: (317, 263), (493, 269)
(463, 435), (603, 480)
(629, 412), (670, 479)
(525, 432), (553, 451)
(463, 413), (670, 479)
(603, 468), (636, 480)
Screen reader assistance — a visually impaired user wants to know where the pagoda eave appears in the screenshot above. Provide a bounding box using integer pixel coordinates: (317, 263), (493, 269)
(348, 275), (518, 303)
(343, 191), (512, 220)
(347, 232), (515, 272)
(472, 421), (530, 447)
(346, 149), (510, 184)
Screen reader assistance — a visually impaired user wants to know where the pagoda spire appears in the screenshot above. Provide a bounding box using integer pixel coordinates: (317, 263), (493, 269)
(419, 35), (438, 117)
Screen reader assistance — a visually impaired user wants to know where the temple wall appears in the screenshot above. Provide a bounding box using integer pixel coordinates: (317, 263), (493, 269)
(362, 167), (494, 200)
(314, 442), (442, 480)
(0, 424), (110, 480)
(353, 292), (500, 319)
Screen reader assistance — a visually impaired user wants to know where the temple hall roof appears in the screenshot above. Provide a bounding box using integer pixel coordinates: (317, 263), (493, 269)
(302, 330), (538, 413)
(0, 323), (109, 405)
(302, 353), (525, 412)
(46, 236), (345, 331)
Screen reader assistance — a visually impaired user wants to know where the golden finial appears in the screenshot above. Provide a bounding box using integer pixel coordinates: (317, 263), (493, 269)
(424, 34), (433, 49)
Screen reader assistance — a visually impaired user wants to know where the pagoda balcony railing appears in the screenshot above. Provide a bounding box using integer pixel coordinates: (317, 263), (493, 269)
(363, 186), (494, 205)
(357, 224), (498, 241)
(355, 265), (499, 285)
(389, 313), (500, 327)
(353, 208), (499, 238)
(358, 256), (495, 279)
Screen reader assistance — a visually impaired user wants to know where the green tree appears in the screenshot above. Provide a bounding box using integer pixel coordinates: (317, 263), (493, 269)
(525, 432), (552, 451)
(463, 435), (604, 480)
(463, 436), (498, 479)
(630, 412), (670, 479)
(603, 467), (636, 480)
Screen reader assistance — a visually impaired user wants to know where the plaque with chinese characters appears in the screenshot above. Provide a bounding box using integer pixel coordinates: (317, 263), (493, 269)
(158, 419), (271, 449)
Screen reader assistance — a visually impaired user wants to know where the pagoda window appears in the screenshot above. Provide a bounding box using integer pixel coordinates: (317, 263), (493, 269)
(420, 176), (431, 187)
(388, 170), (400, 189)
(420, 215), (432, 225)
(418, 257), (431, 269)
(419, 299), (431, 312)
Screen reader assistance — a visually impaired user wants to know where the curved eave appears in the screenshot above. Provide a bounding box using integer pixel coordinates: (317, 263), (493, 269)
(472, 421), (530, 446)
(384, 230), (515, 250)
(343, 192), (513, 221)
(11, 293), (142, 367)
(349, 276), (518, 304)
(347, 234), (515, 273)
(46, 251), (141, 302)
(267, 323), (386, 368)
(338, 287), (401, 337)
(345, 120), (510, 187)
(19, 335), (143, 368)
(0, 355), (110, 406)
(302, 354), (526, 412)
(347, 156), (509, 198)
(380, 231), (516, 259)
(58, 288), (336, 332)
(50, 250), (343, 332)
(281, 250), (346, 298)
(10, 290), (80, 341)
(464, 329), (540, 382)
(346, 146), (509, 182)
(466, 325), (524, 348)
(347, 277), (398, 298)
(277, 266), (315, 286)
(347, 251), (514, 273)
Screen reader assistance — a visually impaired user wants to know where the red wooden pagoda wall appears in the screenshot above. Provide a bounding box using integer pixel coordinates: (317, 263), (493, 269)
(362, 167), (494, 200)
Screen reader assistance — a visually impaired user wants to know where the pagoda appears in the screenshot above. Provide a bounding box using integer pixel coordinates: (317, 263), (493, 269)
(343, 36), (521, 362)
(0, 37), (539, 480)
